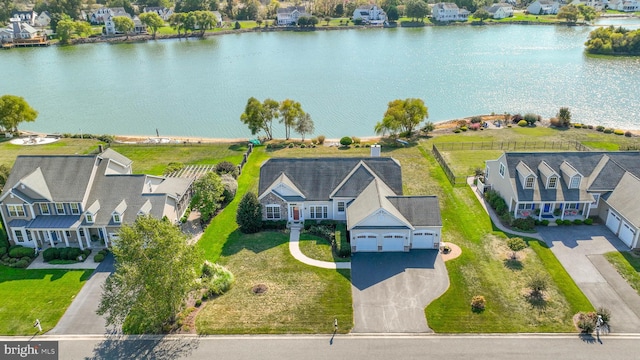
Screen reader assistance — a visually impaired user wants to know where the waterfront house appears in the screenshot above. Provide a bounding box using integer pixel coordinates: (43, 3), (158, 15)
(276, 6), (308, 26)
(142, 6), (174, 21)
(432, 3), (471, 22)
(0, 148), (194, 250)
(622, 0), (640, 11)
(352, 5), (387, 24)
(0, 18), (39, 43)
(212, 11), (223, 26)
(482, 151), (640, 249)
(258, 152), (442, 252)
(485, 3), (514, 19)
(527, 0), (560, 15)
(34, 11), (51, 28)
(570, 0), (606, 11)
(103, 9), (147, 35)
(11, 10), (37, 26)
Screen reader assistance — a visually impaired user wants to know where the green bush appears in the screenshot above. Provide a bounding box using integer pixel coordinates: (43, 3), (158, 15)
(596, 125), (605, 132)
(573, 123), (582, 128)
(261, 220), (287, 230)
(576, 311), (597, 333)
(309, 225), (335, 242)
(625, 131), (632, 137)
(614, 129), (624, 135)
(556, 219), (564, 225)
(288, 143), (294, 148)
(300, 143), (306, 148)
(0, 247), (6, 256)
(603, 128), (613, 134)
(9, 246), (35, 259)
(339, 136), (353, 147)
(573, 219), (583, 225)
(195, 299), (202, 307)
(518, 120), (528, 127)
(460, 126), (468, 131)
(453, 129), (461, 133)
(83, 249), (91, 257)
(42, 248), (59, 262)
(205, 263), (235, 296)
(335, 223), (350, 258)
(67, 248), (82, 260)
(319, 220), (338, 227)
(597, 307), (611, 324)
(316, 135), (325, 145)
(563, 220), (572, 226)
(541, 219), (550, 226)
(584, 218), (593, 225)
(512, 217), (535, 231)
(94, 253), (105, 262)
(471, 295), (486, 312)
(12, 259), (29, 268)
(304, 219), (317, 230)
(58, 247), (70, 260)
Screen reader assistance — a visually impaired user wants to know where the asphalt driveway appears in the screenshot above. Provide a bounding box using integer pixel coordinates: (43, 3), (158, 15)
(350, 250), (449, 333)
(48, 253), (116, 335)
(538, 225), (640, 333)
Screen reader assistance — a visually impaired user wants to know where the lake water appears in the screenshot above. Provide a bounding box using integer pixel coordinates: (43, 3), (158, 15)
(2, 19), (640, 139)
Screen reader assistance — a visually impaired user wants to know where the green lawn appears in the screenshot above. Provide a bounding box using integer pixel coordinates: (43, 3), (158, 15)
(195, 232), (352, 334)
(604, 251), (640, 296)
(0, 138), (103, 168)
(0, 266), (93, 335)
(299, 233), (349, 263)
(110, 143), (248, 175)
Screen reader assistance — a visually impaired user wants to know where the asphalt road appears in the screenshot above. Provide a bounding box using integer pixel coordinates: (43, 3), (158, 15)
(5, 334), (640, 360)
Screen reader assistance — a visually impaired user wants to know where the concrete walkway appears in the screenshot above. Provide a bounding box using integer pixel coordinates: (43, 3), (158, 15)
(48, 253), (116, 335)
(289, 227), (351, 270)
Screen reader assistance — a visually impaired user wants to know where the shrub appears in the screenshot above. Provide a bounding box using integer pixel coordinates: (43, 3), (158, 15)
(541, 219), (550, 226)
(13, 259), (29, 268)
(563, 220), (572, 226)
(470, 116), (482, 124)
(625, 131), (632, 137)
(584, 218), (593, 225)
(195, 299), (202, 307)
(94, 253), (105, 262)
(597, 307), (611, 324)
(507, 237), (527, 259)
(573, 219), (583, 225)
(339, 136), (353, 147)
(261, 220), (287, 230)
(587, 124), (594, 129)
(471, 295), (486, 312)
(300, 143), (306, 148)
(556, 219), (563, 225)
(512, 217), (535, 231)
(236, 192), (263, 234)
(518, 120), (528, 127)
(215, 161), (238, 178)
(573, 123), (582, 128)
(67, 247), (82, 261)
(58, 247), (70, 260)
(614, 129), (624, 135)
(499, 212), (513, 226)
(201, 260), (216, 278)
(576, 311), (597, 333)
(335, 223), (350, 258)
(164, 162), (184, 175)
(83, 249), (91, 257)
(453, 129), (461, 133)
(0, 247), (6, 256)
(311, 138), (318, 145)
(523, 113), (540, 125)
(309, 225), (335, 242)
(317, 135), (325, 144)
(460, 126), (468, 131)
(9, 246), (35, 259)
(205, 263), (235, 296)
(352, 136), (361, 144)
(304, 219), (317, 230)
(288, 143), (294, 148)
(603, 128), (613, 134)
(42, 248), (59, 262)
(549, 117), (560, 127)
(470, 123), (481, 131)
(596, 125), (605, 132)
(511, 114), (523, 123)
(527, 271), (549, 297)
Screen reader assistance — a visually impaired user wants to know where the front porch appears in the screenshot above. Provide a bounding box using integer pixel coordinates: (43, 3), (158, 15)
(25, 227), (112, 251)
(514, 201), (593, 222)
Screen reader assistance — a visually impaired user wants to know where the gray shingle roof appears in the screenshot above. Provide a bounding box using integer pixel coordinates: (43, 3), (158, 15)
(605, 172), (640, 227)
(386, 196), (442, 227)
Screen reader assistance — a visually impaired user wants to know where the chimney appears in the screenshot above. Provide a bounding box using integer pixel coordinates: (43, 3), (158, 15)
(371, 144), (381, 157)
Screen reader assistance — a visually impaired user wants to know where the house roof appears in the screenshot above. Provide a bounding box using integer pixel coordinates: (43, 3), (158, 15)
(386, 196), (442, 227)
(100, 148), (133, 167)
(258, 158), (403, 201)
(605, 172), (640, 227)
(346, 178), (412, 230)
(277, 6), (306, 14)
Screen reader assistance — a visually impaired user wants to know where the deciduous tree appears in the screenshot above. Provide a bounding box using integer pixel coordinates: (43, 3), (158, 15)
(139, 12), (165, 39)
(578, 4), (597, 23)
(279, 99), (303, 140)
(556, 107), (572, 127)
(557, 4), (579, 25)
(375, 98), (428, 137)
(96, 216), (201, 334)
(240, 97), (279, 140)
(507, 237), (527, 260)
(56, 18), (76, 44)
(236, 192), (263, 234)
(190, 171), (225, 223)
(473, 8), (490, 23)
(195, 10), (217, 35)
(295, 112), (314, 141)
(113, 16), (135, 38)
(0, 95), (38, 133)
(405, 0), (430, 22)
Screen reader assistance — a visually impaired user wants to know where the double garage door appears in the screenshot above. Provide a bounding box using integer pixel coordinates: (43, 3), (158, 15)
(354, 234), (405, 252)
(606, 210), (636, 248)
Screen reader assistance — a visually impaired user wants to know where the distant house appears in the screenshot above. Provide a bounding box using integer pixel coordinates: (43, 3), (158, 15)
(621, 0), (640, 11)
(352, 5), (387, 24)
(103, 8), (147, 35)
(258, 155), (442, 252)
(11, 10), (37, 26)
(483, 151), (640, 249)
(485, 3), (514, 19)
(527, 0), (560, 15)
(212, 11), (223, 26)
(0, 18), (39, 43)
(277, 6), (308, 26)
(34, 11), (51, 28)
(0, 149), (194, 250)
(432, 3), (470, 22)
(571, 0), (605, 11)
(142, 7), (174, 21)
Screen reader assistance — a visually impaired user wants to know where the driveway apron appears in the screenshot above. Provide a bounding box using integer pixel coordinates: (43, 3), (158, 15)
(48, 253), (116, 335)
(538, 225), (640, 333)
(351, 251), (449, 333)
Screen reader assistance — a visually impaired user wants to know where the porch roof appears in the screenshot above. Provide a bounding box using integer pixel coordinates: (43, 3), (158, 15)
(26, 215), (81, 229)
(8, 219), (30, 228)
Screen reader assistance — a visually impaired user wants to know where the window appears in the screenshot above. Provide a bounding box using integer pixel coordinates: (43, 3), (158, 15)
(548, 176), (558, 189)
(485, 167), (490, 179)
(39, 203), (50, 215)
(566, 203), (579, 210)
(570, 176), (581, 189)
(525, 176), (534, 189)
(309, 206), (328, 219)
(70, 203), (80, 215)
(499, 163), (505, 177)
(79, 228), (85, 237)
(337, 202), (345, 213)
(65, 231), (71, 237)
(85, 213), (94, 223)
(591, 193), (600, 206)
(266, 205), (281, 219)
(13, 230), (24, 243)
(518, 203), (534, 210)
(113, 213), (121, 223)
(56, 203), (65, 215)
(7, 205), (25, 217)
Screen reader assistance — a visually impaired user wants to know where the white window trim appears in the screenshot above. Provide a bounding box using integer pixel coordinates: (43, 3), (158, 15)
(39, 203), (50, 215)
(524, 176), (534, 189)
(566, 203), (579, 210)
(112, 213), (121, 223)
(266, 205), (281, 220)
(591, 193), (600, 206)
(309, 205), (328, 219)
(13, 229), (25, 242)
(85, 213), (94, 223)
(337, 201), (345, 213)
(518, 203), (534, 210)
(7, 205), (26, 217)
(548, 176), (558, 189)
(70, 203), (80, 215)
(570, 176), (581, 189)
(56, 203), (65, 215)
(499, 163), (505, 178)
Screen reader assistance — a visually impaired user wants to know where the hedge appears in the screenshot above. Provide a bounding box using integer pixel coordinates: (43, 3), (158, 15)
(42, 247), (85, 262)
(261, 220), (287, 230)
(94, 253), (105, 262)
(335, 223), (351, 258)
(9, 246), (35, 259)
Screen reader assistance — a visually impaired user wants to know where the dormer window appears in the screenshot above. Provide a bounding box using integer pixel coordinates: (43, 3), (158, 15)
(39, 203), (50, 215)
(85, 213), (94, 223)
(70, 203), (80, 215)
(56, 203), (65, 215)
(570, 176), (581, 189)
(112, 213), (121, 223)
(548, 176), (558, 189)
(525, 176), (534, 189)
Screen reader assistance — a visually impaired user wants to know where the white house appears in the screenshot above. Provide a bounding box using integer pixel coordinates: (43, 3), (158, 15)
(0, 18), (39, 42)
(352, 5), (387, 24)
(34, 11), (52, 28)
(621, 0), (640, 11)
(104, 8), (147, 36)
(483, 151), (640, 249)
(258, 156), (442, 252)
(276, 6), (308, 26)
(142, 6), (174, 21)
(527, 0), (560, 15)
(485, 3), (514, 19)
(432, 3), (470, 22)
(11, 10), (37, 26)
(571, 0), (605, 10)
(212, 11), (223, 26)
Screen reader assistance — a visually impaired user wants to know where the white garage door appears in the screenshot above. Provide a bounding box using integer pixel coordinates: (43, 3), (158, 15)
(355, 235), (378, 252)
(606, 211), (621, 234)
(412, 232), (435, 249)
(619, 222), (636, 248)
(382, 235), (405, 252)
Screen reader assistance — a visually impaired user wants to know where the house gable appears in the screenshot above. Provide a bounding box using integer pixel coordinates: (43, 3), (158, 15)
(603, 172), (640, 228)
(346, 178), (412, 231)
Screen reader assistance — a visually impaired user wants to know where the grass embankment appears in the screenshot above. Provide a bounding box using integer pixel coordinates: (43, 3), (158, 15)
(0, 138), (102, 168)
(110, 143), (248, 175)
(604, 252), (640, 296)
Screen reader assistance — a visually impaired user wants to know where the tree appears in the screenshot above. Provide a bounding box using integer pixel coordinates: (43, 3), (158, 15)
(96, 216), (201, 334)
(375, 98), (428, 137)
(279, 99), (303, 140)
(387, 6), (399, 22)
(113, 16), (135, 38)
(240, 97), (279, 140)
(195, 10), (217, 35)
(256, 16), (263, 27)
(506, 237), (527, 260)
(0, 164), (9, 192)
(405, 0), (430, 22)
(0, 95), (38, 133)
(578, 4), (597, 23)
(139, 12), (165, 39)
(557, 5), (579, 25)
(236, 192), (263, 234)
(190, 171), (225, 223)
(56, 19), (76, 44)
(295, 112), (314, 141)
(473, 8), (490, 23)
(0, 0), (15, 23)
(324, 16), (331, 26)
(556, 107), (572, 127)
(340, 136), (353, 147)
(422, 121), (435, 137)
(107, 0), (134, 16)
(169, 13), (186, 36)
(527, 271), (549, 298)
(74, 21), (93, 37)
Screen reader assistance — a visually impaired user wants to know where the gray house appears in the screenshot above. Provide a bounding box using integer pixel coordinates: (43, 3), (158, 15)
(0, 149), (193, 250)
(483, 151), (640, 249)
(258, 155), (442, 252)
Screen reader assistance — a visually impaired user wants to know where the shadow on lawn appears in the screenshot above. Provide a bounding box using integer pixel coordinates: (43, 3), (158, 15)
(87, 333), (199, 360)
(0, 266), (93, 283)
(220, 230), (288, 257)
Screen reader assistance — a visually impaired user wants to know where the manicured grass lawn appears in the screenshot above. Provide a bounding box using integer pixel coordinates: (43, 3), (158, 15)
(0, 139), (102, 168)
(441, 150), (503, 177)
(0, 266), (93, 335)
(110, 143), (248, 175)
(495, 13), (559, 23)
(299, 234), (349, 263)
(604, 251), (640, 296)
(195, 232), (352, 334)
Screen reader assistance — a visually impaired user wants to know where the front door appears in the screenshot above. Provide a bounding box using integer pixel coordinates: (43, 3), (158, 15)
(543, 203), (551, 213)
(293, 207), (300, 221)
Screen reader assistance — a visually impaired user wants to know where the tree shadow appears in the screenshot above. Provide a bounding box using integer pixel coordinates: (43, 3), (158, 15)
(503, 258), (523, 271)
(220, 230), (289, 257)
(579, 333), (597, 344)
(227, 143), (248, 152)
(524, 291), (548, 312)
(86, 333), (200, 360)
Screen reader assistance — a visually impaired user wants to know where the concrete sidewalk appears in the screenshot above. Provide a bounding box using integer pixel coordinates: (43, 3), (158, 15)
(289, 227), (351, 270)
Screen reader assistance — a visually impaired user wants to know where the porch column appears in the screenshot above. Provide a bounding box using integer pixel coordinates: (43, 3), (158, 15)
(560, 203), (565, 221)
(47, 231), (54, 247)
(85, 229), (91, 249)
(76, 229), (84, 250)
(584, 203), (591, 219)
(514, 201), (519, 217)
(538, 205), (542, 221)
(102, 227), (109, 247)
(62, 230), (69, 247)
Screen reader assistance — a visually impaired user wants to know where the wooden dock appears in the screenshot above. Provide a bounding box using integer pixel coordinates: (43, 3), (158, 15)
(1, 39), (50, 49)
